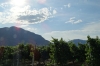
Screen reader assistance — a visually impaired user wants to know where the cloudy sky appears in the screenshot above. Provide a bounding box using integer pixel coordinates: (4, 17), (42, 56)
(0, 0), (100, 41)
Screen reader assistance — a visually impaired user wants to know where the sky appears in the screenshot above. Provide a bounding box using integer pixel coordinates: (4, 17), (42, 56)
(0, 0), (100, 41)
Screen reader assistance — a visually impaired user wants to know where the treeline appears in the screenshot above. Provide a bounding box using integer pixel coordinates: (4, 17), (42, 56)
(0, 36), (100, 66)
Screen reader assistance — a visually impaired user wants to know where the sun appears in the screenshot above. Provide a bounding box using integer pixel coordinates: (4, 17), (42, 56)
(10, 0), (26, 7)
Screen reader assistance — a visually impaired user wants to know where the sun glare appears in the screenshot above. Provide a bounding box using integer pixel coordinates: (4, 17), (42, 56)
(10, 0), (26, 6)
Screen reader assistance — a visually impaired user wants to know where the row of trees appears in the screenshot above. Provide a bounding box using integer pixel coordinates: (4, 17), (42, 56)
(0, 43), (50, 66)
(49, 37), (86, 66)
(0, 36), (100, 66)
(49, 36), (100, 66)
(0, 44), (31, 66)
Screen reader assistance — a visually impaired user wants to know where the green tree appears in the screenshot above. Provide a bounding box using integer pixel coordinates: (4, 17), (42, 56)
(39, 46), (50, 65)
(86, 36), (100, 66)
(2, 46), (14, 66)
(78, 43), (86, 62)
(68, 41), (79, 65)
(50, 37), (71, 66)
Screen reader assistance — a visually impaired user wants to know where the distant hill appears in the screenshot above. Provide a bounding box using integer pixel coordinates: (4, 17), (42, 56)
(71, 39), (87, 45)
(0, 26), (49, 46)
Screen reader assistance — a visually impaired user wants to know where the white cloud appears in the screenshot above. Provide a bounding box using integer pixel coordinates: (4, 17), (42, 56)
(0, 11), (18, 24)
(74, 19), (82, 24)
(70, 17), (75, 20)
(68, 3), (71, 8)
(0, 5), (31, 24)
(24, 27), (38, 33)
(53, 10), (57, 14)
(64, 3), (71, 8)
(49, 7), (52, 11)
(10, 0), (26, 7)
(0, 3), (57, 24)
(64, 5), (67, 8)
(42, 22), (100, 41)
(65, 17), (74, 24)
(0, 2), (10, 9)
(83, 22), (100, 31)
(18, 25), (38, 33)
(42, 30), (86, 41)
(10, 5), (30, 15)
(18, 24), (29, 28)
(17, 7), (52, 24)
(65, 17), (82, 24)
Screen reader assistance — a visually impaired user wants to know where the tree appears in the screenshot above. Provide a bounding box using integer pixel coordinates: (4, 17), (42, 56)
(78, 43), (86, 62)
(39, 46), (50, 65)
(86, 36), (100, 66)
(68, 41), (79, 65)
(0, 46), (4, 65)
(0, 46), (4, 59)
(50, 37), (71, 66)
(2, 46), (14, 66)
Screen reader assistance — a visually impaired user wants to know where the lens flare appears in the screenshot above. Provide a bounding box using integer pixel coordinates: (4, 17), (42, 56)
(41, 23), (51, 32)
(15, 21), (21, 31)
(38, 0), (46, 4)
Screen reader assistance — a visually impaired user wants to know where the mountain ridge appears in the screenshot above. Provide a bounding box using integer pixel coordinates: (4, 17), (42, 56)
(0, 26), (87, 46)
(71, 39), (87, 45)
(0, 26), (49, 46)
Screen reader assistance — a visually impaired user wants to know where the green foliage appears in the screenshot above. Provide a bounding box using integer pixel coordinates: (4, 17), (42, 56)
(0, 43), (33, 66)
(86, 36), (100, 66)
(68, 41), (79, 65)
(1, 36), (100, 66)
(78, 43), (86, 62)
(50, 37), (71, 66)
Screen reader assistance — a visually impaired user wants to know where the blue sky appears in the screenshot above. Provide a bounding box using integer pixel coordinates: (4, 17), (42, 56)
(0, 0), (100, 41)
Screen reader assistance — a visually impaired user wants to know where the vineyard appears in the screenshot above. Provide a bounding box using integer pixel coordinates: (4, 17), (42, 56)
(0, 36), (100, 66)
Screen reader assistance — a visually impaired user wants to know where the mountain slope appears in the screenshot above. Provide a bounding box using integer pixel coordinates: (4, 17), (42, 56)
(71, 39), (87, 45)
(0, 26), (49, 46)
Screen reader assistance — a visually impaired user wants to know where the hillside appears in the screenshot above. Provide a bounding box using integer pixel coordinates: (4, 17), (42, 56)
(0, 26), (49, 46)
(71, 39), (87, 45)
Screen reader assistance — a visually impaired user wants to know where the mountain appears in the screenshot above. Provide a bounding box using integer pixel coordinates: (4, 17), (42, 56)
(71, 39), (87, 45)
(0, 26), (49, 46)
